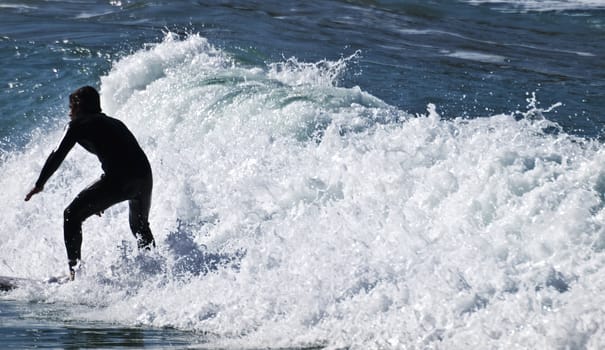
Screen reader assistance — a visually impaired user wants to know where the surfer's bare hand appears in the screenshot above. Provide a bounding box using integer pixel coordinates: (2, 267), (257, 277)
(24, 186), (43, 201)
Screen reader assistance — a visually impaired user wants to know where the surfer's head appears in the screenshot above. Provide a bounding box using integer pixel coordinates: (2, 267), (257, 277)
(69, 85), (101, 119)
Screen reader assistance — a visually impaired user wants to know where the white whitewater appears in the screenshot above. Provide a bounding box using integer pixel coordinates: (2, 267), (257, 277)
(2, 33), (605, 349)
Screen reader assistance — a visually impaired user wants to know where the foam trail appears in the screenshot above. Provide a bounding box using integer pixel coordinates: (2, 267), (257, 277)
(2, 33), (605, 349)
(464, 0), (605, 12)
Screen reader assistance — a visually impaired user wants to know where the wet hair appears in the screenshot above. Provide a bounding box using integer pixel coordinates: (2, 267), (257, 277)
(69, 85), (101, 114)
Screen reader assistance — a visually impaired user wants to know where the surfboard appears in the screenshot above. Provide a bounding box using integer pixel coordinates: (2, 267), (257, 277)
(0, 275), (71, 292)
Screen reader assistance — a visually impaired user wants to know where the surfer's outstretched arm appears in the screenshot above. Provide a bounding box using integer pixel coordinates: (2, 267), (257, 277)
(24, 185), (43, 201)
(24, 124), (76, 202)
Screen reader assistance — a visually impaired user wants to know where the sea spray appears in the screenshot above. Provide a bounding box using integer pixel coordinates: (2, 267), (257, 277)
(2, 33), (605, 349)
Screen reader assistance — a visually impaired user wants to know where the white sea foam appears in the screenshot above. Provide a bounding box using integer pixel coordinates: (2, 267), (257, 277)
(0, 4), (37, 10)
(2, 33), (605, 349)
(465, 0), (605, 12)
(446, 50), (507, 64)
(74, 10), (117, 19)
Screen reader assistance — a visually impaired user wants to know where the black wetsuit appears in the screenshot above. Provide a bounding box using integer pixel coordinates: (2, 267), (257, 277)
(35, 112), (155, 265)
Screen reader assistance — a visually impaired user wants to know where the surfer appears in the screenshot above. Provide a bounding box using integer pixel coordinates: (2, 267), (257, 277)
(25, 85), (155, 280)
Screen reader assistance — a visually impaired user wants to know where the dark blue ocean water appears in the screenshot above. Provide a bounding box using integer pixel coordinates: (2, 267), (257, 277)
(2, 1), (605, 349)
(0, 300), (199, 349)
